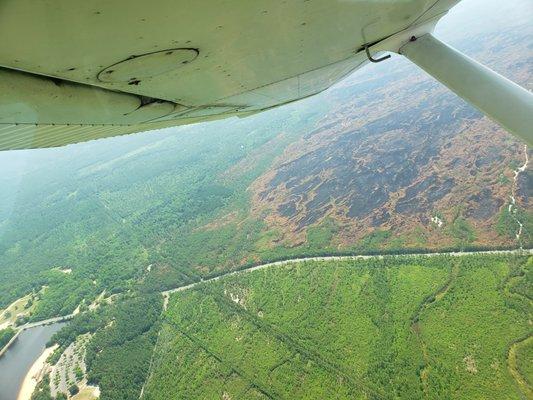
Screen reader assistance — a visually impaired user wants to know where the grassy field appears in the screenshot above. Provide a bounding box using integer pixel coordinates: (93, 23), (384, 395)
(71, 386), (99, 400)
(142, 254), (532, 400)
(0, 292), (40, 328)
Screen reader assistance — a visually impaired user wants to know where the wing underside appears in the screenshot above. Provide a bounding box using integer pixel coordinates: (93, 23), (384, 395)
(0, 0), (464, 150)
(1, 0), (531, 150)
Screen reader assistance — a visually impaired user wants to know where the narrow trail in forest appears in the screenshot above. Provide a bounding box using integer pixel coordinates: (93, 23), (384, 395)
(164, 317), (282, 400)
(410, 261), (460, 398)
(503, 262), (533, 398)
(508, 335), (533, 399)
(509, 144), (529, 246)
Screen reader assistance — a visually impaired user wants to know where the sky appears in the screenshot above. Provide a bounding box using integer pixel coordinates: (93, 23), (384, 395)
(437, 0), (532, 40)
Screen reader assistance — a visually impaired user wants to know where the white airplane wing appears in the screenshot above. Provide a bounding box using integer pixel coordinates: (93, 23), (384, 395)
(0, 0), (531, 150)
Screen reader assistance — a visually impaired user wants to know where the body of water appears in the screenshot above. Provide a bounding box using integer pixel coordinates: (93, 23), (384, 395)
(0, 323), (65, 400)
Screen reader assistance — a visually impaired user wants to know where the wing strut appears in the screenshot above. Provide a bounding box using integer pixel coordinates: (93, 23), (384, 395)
(399, 34), (533, 146)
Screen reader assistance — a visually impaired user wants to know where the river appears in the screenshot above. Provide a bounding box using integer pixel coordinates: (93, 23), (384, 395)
(0, 323), (65, 400)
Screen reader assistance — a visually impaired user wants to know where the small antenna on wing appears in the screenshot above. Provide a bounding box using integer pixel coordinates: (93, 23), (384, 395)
(361, 19), (391, 63)
(364, 44), (391, 63)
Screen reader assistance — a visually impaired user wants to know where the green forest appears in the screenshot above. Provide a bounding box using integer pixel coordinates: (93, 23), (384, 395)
(0, 327), (15, 349)
(31, 293), (163, 400)
(0, 100), (324, 320)
(143, 254), (532, 400)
